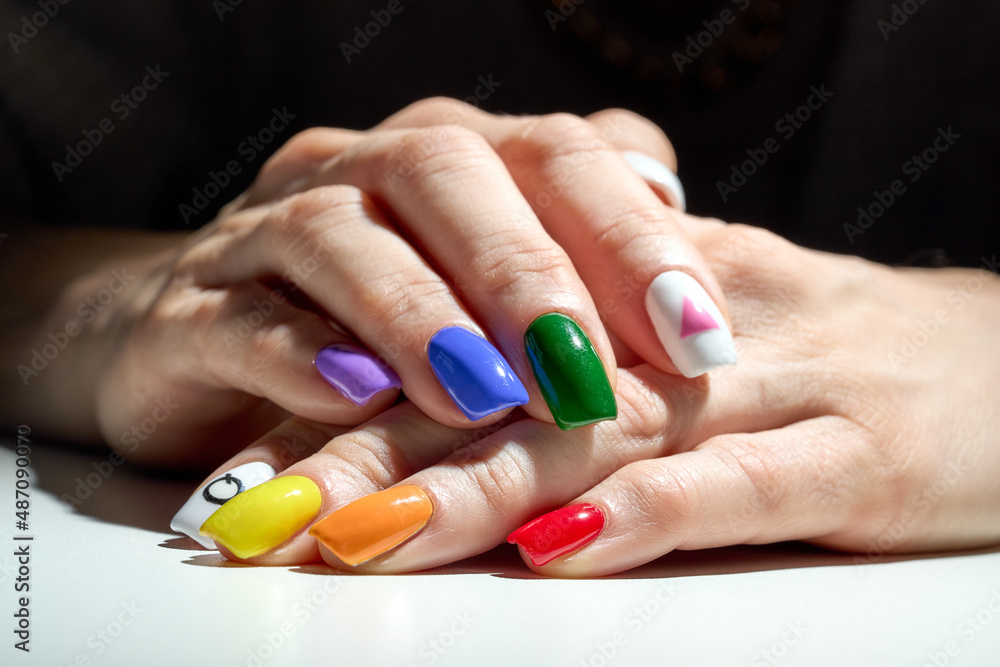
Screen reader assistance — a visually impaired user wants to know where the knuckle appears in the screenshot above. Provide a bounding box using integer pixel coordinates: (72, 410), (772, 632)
(615, 461), (700, 533)
(705, 436), (786, 530)
(390, 125), (493, 182)
(241, 320), (292, 387)
(705, 223), (791, 270)
(323, 431), (408, 490)
(701, 223), (808, 304)
(589, 108), (673, 148)
(264, 127), (344, 171)
(508, 113), (611, 165)
(839, 421), (914, 538)
(589, 206), (674, 257)
(454, 444), (533, 519)
(395, 96), (481, 125)
(356, 271), (454, 335)
(613, 377), (671, 446)
(268, 185), (366, 250)
(464, 234), (574, 298)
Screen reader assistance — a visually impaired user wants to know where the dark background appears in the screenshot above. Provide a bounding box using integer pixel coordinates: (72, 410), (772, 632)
(1, 0), (997, 266)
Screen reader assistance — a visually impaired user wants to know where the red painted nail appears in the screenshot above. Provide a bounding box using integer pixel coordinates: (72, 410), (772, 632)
(507, 503), (605, 566)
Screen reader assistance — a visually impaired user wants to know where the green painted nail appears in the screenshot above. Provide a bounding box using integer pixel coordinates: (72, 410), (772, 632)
(523, 313), (617, 430)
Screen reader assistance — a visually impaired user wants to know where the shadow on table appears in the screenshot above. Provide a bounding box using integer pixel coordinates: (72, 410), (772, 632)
(16, 439), (1000, 581)
(280, 541), (1000, 581)
(7, 437), (202, 534)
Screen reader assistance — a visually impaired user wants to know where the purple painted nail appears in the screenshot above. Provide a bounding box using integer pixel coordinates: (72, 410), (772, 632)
(315, 344), (401, 405)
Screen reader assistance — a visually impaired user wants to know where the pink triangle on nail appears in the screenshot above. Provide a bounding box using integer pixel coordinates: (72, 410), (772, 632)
(679, 296), (720, 339)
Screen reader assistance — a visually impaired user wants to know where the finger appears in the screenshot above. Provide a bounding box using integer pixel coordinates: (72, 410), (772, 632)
(180, 366), (675, 565)
(187, 334), (814, 567)
(585, 108), (678, 172)
(174, 187), (529, 428)
(110, 281), (400, 424)
(169, 417), (345, 548)
(514, 417), (883, 577)
(305, 356), (820, 573)
(585, 109), (685, 211)
(307, 126), (619, 430)
(383, 99), (736, 378)
(237, 127), (366, 209)
(178, 403), (484, 563)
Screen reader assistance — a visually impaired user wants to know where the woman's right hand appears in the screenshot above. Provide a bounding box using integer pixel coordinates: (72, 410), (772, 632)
(14, 100), (735, 467)
(173, 216), (1000, 577)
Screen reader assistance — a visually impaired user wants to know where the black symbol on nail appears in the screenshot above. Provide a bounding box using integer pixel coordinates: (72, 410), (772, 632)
(202, 473), (245, 505)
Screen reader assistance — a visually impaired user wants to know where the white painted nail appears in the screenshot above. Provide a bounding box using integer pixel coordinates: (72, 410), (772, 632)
(170, 462), (276, 549)
(645, 271), (737, 378)
(622, 151), (687, 211)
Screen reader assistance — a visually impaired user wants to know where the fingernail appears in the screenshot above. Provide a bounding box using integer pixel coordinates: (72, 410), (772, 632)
(309, 485), (433, 566)
(523, 313), (616, 430)
(507, 503), (605, 567)
(199, 475), (322, 559)
(645, 271), (737, 378)
(621, 150), (687, 211)
(170, 462), (277, 549)
(315, 344), (401, 406)
(428, 327), (529, 421)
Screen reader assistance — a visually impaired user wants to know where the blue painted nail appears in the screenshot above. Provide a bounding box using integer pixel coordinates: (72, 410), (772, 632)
(428, 327), (529, 421)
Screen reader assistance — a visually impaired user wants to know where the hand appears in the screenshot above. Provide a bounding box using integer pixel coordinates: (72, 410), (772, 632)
(44, 99), (733, 465)
(171, 218), (1000, 575)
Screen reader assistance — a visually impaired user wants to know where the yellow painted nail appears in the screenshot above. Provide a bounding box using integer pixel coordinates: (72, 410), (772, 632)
(309, 485), (433, 566)
(199, 475), (321, 559)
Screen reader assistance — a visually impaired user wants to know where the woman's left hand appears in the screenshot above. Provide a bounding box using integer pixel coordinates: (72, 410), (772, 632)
(178, 217), (1000, 576)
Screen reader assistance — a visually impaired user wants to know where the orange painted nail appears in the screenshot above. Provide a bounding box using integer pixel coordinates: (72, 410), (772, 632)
(309, 485), (433, 566)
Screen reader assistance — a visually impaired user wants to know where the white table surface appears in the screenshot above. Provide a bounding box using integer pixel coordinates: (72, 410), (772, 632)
(2, 436), (998, 667)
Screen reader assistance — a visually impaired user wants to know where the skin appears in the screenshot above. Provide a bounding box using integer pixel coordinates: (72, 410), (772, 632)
(0, 99), (721, 467)
(3, 100), (997, 575)
(202, 217), (1000, 576)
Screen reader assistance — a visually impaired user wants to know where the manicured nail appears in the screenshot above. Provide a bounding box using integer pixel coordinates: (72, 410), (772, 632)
(428, 327), (529, 421)
(622, 150), (687, 211)
(315, 344), (401, 405)
(170, 462), (277, 549)
(645, 271), (737, 378)
(507, 503), (605, 566)
(199, 475), (321, 559)
(523, 313), (616, 430)
(309, 485), (433, 566)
